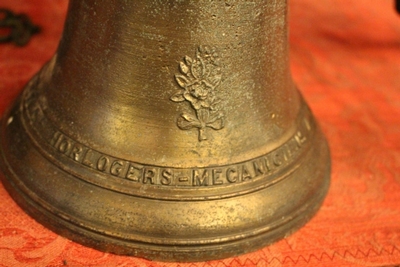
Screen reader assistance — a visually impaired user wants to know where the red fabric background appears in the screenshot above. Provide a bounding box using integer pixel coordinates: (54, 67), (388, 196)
(0, 0), (400, 266)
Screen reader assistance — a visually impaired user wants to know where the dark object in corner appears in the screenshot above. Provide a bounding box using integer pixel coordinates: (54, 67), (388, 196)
(396, 0), (400, 13)
(0, 9), (40, 46)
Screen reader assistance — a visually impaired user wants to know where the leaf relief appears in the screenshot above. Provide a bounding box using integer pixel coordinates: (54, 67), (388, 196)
(170, 46), (225, 141)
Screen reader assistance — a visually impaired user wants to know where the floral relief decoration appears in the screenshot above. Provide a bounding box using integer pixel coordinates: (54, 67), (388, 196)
(170, 46), (225, 141)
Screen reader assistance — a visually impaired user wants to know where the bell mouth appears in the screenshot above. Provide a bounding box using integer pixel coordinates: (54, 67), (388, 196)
(0, 79), (330, 261)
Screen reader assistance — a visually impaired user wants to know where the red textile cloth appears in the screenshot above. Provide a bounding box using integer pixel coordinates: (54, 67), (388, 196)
(0, 0), (400, 266)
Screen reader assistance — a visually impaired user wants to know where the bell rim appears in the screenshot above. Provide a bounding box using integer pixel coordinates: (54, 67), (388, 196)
(0, 173), (329, 262)
(0, 96), (330, 261)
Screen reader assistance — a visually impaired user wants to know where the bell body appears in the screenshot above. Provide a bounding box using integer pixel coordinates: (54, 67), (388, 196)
(0, 0), (330, 262)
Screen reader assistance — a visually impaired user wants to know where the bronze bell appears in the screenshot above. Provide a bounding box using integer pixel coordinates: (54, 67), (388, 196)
(0, 0), (330, 262)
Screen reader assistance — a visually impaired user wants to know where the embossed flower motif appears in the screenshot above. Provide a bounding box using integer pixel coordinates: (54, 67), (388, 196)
(183, 81), (214, 110)
(170, 46), (225, 141)
(199, 45), (220, 66)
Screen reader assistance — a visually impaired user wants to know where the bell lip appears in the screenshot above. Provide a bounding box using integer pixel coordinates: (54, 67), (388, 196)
(0, 95), (330, 261)
(0, 171), (329, 262)
(0, 160), (329, 262)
